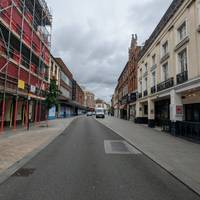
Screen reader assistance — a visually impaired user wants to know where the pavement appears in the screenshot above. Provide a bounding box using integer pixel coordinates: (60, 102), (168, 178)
(0, 117), (76, 184)
(96, 116), (200, 195)
(0, 116), (199, 200)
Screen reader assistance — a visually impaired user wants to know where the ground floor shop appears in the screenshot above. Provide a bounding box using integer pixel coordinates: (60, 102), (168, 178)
(135, 83), (200, 140)
(0, 92), (46, 132)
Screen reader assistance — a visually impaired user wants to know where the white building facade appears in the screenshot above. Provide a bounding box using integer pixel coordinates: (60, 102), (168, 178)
(136, 0), (200, 138)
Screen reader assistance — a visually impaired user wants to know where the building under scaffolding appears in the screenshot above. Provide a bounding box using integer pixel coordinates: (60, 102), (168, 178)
(0, 0), (52, 131)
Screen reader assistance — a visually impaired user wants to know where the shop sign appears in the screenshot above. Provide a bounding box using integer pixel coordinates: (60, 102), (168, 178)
(30, 85), (36, 93)
(176, 105), (183, 116)
(18, 80), (25, 89)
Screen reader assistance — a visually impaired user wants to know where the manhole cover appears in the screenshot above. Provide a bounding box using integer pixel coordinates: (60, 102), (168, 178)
(12, 168), (35, 177)
(104, 140), (141, 154)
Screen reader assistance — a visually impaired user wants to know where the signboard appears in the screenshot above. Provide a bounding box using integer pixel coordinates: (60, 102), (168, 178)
(30, 85), (36, 93)
(176, 105), (183, 116)
(48, 106), (56, 120)
(18, 80), (25, 89)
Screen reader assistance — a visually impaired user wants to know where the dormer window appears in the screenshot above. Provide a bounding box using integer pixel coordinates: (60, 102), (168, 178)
(177, 21), (187, 42)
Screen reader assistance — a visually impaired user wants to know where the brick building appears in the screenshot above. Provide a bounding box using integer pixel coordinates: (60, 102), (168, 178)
(114, 34), (140, 120)
(55, 57), (74, 118)
(127, 34), (141, 121)
(0, 0), (52, 131)
(83, 90), (95, 111)
(72, 80), (85, 115)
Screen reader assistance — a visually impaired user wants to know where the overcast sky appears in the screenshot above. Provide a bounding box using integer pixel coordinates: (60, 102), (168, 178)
(46, 0), (172, 102)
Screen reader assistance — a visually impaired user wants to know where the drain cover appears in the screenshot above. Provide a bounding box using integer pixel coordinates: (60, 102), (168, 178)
(12, 168), (35, 177)
(104, 140), (141, 154)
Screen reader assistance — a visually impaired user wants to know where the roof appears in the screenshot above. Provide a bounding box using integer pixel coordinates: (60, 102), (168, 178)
(139, 0), (184, 60)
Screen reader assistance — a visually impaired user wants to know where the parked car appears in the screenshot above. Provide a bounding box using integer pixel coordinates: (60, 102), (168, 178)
(95, 108), (105, 119)
(86, 112), (93, 116)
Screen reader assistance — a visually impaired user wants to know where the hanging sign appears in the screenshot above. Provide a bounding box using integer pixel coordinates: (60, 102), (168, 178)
(18, 80), (25, 89)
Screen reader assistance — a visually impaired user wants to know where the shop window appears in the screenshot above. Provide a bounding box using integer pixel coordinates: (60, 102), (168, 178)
(144, 105), (148, 115)
(185, 104), (200, 122)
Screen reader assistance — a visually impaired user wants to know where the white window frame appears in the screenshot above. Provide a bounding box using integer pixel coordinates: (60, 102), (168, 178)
(152, 54), (156, 65)
(151, 71), (156, 87)
(162, 41), (168, 57)
(177, 21), (187, 43)
(162, 62), (169, 82)
(177, 48), (188, 74)
(145, 63), (148, 73)
(140, 80), (142, 93)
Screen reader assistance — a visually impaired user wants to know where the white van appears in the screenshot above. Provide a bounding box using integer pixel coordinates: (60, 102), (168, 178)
(95, 108), (105, 119)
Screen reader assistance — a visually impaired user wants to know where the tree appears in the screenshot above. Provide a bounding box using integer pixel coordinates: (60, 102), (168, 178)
(45, 78), (61, 119)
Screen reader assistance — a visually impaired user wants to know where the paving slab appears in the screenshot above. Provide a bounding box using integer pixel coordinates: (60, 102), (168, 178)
(0, 117), (76, 184)
(96, 116), (200, 195)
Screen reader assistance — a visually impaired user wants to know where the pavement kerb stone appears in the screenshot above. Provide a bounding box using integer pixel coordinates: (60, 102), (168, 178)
(0, 117), (77, 185)
(95, 118), (200, 197)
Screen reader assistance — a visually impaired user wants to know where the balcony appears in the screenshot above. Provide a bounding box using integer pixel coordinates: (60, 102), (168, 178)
(157, 78), (174, 92)
(176, 71), (188, 85)
(143, 90), (148, 97)
(138, 93), (142, 99)
(151, 86), (157, 94)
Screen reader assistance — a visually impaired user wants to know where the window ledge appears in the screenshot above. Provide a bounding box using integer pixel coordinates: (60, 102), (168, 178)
(160, 53), (170, 64)
(174, 36), (189, 52)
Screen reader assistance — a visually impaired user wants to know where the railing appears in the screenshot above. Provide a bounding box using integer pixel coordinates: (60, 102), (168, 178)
(161, 120), (171, 132)
(151, 86), (156, 94)
(143, 90), (148, 97)
(138, 93), (142, 98)
(176, 121), (200, 140)
(157, 77), (174, 92)
(176, 71), (188, 85)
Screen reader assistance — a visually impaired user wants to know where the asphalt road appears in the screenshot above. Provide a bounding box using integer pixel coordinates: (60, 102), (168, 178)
(0, 117), (199, 200)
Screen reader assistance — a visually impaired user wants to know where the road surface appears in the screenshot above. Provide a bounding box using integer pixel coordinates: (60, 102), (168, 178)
(0, 117), (199, 200)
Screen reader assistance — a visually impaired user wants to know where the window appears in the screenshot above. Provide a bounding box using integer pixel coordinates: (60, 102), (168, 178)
(144, 78), (148, 91)
(177, 21), (186, 42)
(197, 0), (200, 25)
(178, 49), (187, 73)
(140, 68), (142, 78)
(144, 105), (148, 115)
(152, 71), (156, 86)
(145, 63), (148, 73)
(140, 81), (142, 93)
(162, 41), (168, 56)
(152, 54), (156, 65)
(162, 62), (168, 81)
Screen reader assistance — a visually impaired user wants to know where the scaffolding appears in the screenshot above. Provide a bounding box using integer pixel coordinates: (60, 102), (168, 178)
(0, 0), (52, 132)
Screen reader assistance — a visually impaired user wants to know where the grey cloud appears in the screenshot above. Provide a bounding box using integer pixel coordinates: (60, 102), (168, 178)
(48, 0), (173, 102)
